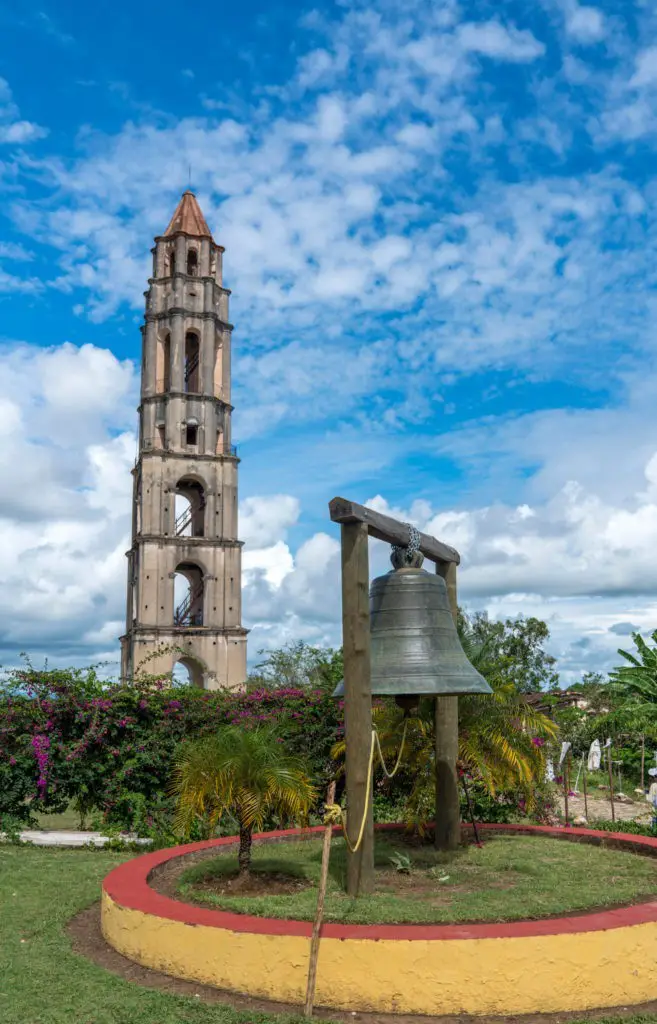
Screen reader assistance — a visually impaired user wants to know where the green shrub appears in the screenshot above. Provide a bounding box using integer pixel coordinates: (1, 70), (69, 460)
(585, 819), (657, 837)
(0, 665), (343, 835)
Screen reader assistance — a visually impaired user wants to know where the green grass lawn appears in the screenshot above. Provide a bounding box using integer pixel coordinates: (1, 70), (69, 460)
(0, 845), (302, 1024)
(178, 833), (657, 925)
(33, 805), (85, 830)
(3, 841), (657, 1024)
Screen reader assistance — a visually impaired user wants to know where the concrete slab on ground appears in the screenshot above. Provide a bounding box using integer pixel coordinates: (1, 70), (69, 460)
(0, 830), (152, 848)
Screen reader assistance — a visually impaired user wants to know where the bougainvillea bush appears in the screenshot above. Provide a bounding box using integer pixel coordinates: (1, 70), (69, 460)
(0, 664), (343, 837)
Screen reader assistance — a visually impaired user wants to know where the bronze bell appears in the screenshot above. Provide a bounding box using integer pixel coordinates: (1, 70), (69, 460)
(334, 551), (492, 710)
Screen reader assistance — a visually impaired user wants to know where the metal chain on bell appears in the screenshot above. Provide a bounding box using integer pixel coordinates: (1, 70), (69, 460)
(390, 523), (424, 569)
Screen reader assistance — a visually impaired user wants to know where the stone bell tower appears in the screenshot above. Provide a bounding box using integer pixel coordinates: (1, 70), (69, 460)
(120, 191), (248, 689)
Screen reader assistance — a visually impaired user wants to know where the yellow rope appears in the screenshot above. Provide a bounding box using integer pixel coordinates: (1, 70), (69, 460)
(324, 720), (408, 853)
(374, 719), (408, 779)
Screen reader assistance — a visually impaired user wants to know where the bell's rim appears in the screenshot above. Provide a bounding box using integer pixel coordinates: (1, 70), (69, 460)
(332, 676), (493, 698)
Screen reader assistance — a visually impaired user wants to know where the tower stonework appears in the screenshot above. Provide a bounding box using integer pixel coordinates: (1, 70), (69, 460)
(120, 191), (248, 689)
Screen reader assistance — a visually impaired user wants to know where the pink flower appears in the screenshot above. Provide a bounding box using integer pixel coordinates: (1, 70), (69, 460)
(31, 735), (51, 796)
(531, 737), (545, 747)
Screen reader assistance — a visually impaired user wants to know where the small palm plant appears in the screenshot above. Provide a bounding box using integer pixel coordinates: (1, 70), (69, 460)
(172, 725), (316, 874)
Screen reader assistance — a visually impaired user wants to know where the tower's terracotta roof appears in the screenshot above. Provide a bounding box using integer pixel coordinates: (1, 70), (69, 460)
(163, 191), (213, 238)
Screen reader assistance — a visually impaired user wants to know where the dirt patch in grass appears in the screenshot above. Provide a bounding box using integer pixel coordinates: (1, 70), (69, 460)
(68, 901), (657, 1024)
(192, 869), (311, 900)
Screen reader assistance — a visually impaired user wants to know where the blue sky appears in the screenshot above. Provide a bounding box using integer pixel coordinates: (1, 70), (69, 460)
(1, 0), (657, 681)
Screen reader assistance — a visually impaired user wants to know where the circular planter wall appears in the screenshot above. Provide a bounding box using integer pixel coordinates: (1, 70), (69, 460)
(101, 823), (657, 1016)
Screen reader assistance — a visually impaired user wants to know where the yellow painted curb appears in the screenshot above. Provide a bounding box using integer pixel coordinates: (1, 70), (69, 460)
(100, 825), (657, 1015)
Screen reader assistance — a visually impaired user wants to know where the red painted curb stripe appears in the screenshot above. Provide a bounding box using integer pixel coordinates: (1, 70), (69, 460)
(102, 823), (657, 941)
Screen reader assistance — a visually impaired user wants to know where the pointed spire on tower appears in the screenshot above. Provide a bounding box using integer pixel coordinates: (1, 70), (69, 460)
(163, 190), (213, 239)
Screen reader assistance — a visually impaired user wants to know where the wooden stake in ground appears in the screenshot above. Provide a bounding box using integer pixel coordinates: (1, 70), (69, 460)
(434, 561), (460, 851)
(582, 763), (589, 821)
(641, 734), (645, 791)
(461, 772), (481, 847)
(304, 781), (336, 1020)
(607, 744), (616, 823)
(563, 754), (570, 826)
(340, 521), (374, 897)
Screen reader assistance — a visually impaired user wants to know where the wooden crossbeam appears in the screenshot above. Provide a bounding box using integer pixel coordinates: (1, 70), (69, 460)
(329, 496), (460, 566)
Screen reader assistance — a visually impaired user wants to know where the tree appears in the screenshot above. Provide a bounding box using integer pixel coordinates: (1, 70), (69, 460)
(462, 610), (559, 693)
(605, 630), (657, 734)
(172, 726), (316, 873)
(247, 641), (343, 692)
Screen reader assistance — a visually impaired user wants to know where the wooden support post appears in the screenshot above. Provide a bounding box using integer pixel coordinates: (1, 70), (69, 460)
(583, 762), (589, 821)
(434, 561), (460, 851)
(607, 744), (616, 823)
(341, 521), (374, 896)
(563, 754), (570, 826)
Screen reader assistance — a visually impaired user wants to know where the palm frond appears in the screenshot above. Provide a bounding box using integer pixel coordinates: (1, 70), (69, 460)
(172, 725), (316, 838)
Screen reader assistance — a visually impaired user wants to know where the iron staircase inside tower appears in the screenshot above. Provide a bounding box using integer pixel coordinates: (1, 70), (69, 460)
(184, 350), (200, 391)
(174, 583), (204, 627)
(175, 505), (192, 535)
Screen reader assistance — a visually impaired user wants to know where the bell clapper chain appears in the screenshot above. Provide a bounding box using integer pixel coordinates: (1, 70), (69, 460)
(391, 522), (424, 570)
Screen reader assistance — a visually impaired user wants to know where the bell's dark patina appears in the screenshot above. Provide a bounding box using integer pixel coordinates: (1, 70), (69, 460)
(334, 566), (492, 705)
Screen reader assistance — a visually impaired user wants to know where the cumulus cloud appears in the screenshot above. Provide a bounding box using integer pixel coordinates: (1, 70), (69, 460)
(0, 337), (655, 683)
(0, 343), (136, 666)
(3, 2), (653, 439)
(630, 47), (657, 89)
(457, 20), (545, 61)
(564, 4), (606, 43)
(0, 77), (48, 145)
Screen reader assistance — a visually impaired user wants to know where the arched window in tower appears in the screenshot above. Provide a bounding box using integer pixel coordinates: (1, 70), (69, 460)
(172, 656), (205, 687)
(173, 562), (204, 627)
(184, 331), (200, 393)
(169, 249), (176, 277)
(175, 477), (205, 537)
(187, 248), (199, 276)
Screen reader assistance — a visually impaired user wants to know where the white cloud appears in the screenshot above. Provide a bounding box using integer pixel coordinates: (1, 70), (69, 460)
(0, 77), (48, 145)
(457, 20), (545, 62)
(0, 268), (42, 295)
(0, 339), (655, 682)
(0, 343), (136, 666)
(0, 242), (33, 261)
(565, 5), (606, 44)
(630, 46), (657, 89)
(239, 494), (300, 548)
(0, 120), (48, 144)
